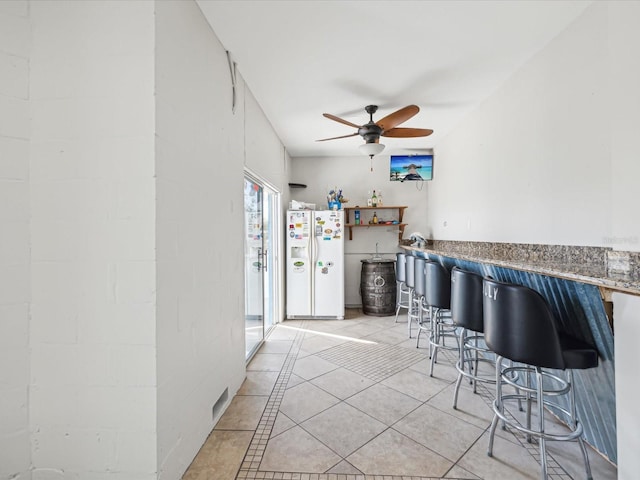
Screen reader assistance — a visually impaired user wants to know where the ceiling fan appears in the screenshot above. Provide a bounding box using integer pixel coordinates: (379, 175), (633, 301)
(317, 105), (433, 147)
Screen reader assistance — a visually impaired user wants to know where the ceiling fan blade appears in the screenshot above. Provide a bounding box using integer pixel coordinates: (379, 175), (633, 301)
(316, 132), (359, 142)
(382, 127), (434, 138)
(323, 113), (361, 129)
(376, 105), (420, 131)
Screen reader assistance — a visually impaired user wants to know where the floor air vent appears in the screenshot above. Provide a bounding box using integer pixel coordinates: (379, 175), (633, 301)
(212, 387), (229, 422)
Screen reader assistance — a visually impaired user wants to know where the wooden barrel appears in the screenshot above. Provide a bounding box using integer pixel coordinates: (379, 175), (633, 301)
(360, 259), (397, 316)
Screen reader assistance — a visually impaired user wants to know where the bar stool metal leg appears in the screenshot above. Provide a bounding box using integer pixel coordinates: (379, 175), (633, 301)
(405, 255), (417, 338)
(394, 281), (410, 323)
(394, 253), (410, 324)
(487, 355), (503, 456)
(569, 369), (593, 480)
(452, 328), (467, 408)
(416, 295), (431, 349)
(428, 307), (458, 376)
(407, 286), (415, 338)
(536, 367), (548, 480)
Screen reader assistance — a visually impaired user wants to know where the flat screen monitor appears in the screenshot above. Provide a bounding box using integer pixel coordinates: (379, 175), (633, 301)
(389, 154), (433, 182)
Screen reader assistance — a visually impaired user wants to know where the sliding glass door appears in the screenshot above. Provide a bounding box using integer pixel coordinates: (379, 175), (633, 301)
(243, 173), (280, 359)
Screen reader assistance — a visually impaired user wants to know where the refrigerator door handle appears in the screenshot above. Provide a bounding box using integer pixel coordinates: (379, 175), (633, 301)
(256, 247), (263, 271)
(312, 232), (318, 263)
(310, 219), (316, 315)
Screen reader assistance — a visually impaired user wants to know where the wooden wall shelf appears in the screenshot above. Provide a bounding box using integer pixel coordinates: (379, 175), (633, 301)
(343, 206), (408, 241)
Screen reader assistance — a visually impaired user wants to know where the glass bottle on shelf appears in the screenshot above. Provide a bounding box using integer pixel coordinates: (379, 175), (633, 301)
(377, 191), (383, 206)
(371, 190), (378, 207)
(367, 190), (372, 207)
(372, 212), (378, 224)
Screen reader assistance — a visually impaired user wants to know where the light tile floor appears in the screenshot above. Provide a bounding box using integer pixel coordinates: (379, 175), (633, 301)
(183, 310), (617, 480)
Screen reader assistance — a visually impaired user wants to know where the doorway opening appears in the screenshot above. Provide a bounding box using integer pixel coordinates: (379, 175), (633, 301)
(243, 172), (281, 359)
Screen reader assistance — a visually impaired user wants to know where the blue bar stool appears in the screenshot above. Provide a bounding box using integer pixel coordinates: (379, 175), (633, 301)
(450, 267), (496, 409)
(394, 253), (410, 323)
(424, 261), (457, 376)
(483, 278), (599, 480)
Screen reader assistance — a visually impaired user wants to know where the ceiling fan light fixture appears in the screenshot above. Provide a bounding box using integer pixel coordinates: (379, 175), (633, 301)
(359, 142), (385, 158)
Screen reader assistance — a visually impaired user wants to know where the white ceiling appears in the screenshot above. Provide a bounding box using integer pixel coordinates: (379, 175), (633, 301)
(197, 0), (592, 158)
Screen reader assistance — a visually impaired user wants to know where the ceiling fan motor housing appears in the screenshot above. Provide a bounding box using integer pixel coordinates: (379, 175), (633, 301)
(359, 124), (382, 143)
(361, 105), (381, 142)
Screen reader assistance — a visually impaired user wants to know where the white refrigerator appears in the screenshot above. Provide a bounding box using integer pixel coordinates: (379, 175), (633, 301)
(286, 210), (345, 319)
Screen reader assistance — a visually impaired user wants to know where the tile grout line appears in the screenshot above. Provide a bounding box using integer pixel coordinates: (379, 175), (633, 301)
(240, 324), (451, 480)
(410, 346), (572, 478)
(236, 319), (573, 480)
(450, 353), (572, 479)
(237, 322), (308, 479)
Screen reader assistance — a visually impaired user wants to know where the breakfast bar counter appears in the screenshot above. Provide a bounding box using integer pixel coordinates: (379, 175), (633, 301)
(401, 241), (640, 296)
(400, 240), (635, 467)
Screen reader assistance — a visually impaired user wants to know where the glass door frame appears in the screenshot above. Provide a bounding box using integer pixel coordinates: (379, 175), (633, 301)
(244, 169), (282, 360)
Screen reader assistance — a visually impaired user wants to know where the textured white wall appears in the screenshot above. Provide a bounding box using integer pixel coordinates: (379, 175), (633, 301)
(29, 1), (156, 478)
(609, 1), (640, 253)
(0, 1), (30, 478)
(155, 1), (247, 478)
(245, 90), (288, 192)
(428, 2), (612, 246)
(609, 2), (640, 476)
(290, 156), (428, 306)
(612, 292), (640, 479)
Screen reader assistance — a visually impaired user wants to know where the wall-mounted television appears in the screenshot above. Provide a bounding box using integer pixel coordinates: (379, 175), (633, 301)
(389, 154), (433, 182)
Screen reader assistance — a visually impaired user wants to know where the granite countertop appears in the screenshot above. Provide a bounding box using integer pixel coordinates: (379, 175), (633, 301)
(401, 243), (640, 296)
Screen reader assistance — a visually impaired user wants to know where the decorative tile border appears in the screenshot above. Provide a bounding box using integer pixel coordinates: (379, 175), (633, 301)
(237, 322), (307, 478)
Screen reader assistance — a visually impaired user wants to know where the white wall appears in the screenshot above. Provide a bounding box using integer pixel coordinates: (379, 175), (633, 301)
(29, 1), (157, 478)
(155, 1), (246, 478)
(429, 2), (614, 245)
(608, 3), (640, 477)
(612, 292), (640, 478)
(0, 1), (31, 478)
(426, 2), (640, 250)
(291, 156), (428, 305)
(245, 89), (288, 192)
(609, 1), (640, 253)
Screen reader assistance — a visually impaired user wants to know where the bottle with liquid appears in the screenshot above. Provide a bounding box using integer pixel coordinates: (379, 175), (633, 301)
(372, 211), (378, 224)
(377, 191), (383, 206)
(371, 190), (378, 207)
(367, 190), (373, 207)
(354, 210), (361, 225)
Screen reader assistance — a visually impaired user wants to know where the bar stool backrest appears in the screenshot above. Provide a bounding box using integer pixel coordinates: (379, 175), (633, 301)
(405, 255), (416, 288)
(396, 253), (406, 283)
(414, 258), (426, 297)
(482, 278), (564, 369)
(425, 261), (451, 309)
(451, 267), (484, 333)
